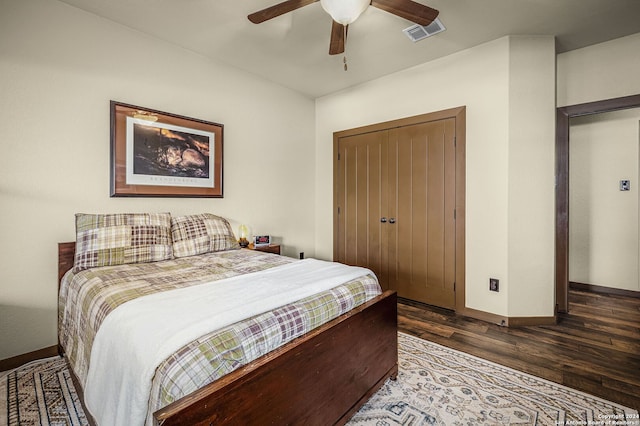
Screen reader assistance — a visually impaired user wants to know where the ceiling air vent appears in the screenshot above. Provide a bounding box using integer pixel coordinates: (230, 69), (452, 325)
(403, 17), (445, 42)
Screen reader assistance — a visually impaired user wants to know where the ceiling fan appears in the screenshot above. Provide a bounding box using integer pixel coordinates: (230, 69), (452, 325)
(248, 0), (439, 55)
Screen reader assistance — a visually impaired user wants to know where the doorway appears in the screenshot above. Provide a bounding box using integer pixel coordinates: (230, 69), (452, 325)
(569, 110), (640, 293)
(555, 94), (640, 312)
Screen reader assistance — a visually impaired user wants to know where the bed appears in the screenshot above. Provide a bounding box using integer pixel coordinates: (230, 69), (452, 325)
(57, 213), (397, 425)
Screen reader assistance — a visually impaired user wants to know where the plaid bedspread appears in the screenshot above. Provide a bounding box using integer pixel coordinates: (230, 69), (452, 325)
(58, 249), (381, 424)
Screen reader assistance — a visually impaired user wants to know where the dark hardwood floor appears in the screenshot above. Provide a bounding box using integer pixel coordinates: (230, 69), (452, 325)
(398, 289), (640, 410)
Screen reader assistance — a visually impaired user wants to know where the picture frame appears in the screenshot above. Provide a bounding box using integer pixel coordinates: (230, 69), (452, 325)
(110, 101), (223, 197)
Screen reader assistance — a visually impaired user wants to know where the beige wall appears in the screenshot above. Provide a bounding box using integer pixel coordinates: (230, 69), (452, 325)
(0, 0), (316, 359)
(316, 36), (556, 318)
(569, 110), (640, 291)
(557, 32), (640, 107)
(506, 37), (556, 316)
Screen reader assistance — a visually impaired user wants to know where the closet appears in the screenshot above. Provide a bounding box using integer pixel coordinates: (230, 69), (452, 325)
(333, 108), (465, 310)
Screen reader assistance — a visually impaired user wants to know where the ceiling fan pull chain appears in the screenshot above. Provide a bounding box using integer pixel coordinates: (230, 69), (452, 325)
(343, 24), (348, 71)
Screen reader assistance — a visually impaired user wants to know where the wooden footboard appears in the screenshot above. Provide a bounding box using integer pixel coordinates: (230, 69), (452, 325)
(58, 242), (398, 426)
(155, 290), (397, 426)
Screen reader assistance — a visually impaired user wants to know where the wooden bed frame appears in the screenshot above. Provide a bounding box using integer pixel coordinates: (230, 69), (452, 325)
(58, 242), (398, 425)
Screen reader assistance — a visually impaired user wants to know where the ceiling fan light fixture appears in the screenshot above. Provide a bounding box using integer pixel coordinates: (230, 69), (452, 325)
(320, 0), (370, 25)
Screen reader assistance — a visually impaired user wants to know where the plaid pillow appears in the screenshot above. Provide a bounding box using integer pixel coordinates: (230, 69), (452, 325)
(171, 213), (240, 258)
(73, 213), (173, 272)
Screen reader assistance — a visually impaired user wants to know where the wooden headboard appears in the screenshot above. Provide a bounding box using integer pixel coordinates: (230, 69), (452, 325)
(58, 242), (76, 285)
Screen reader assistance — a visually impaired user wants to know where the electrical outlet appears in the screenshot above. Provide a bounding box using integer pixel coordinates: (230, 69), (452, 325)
(489, 278), (499, 292)
(299, 252), (304, 259)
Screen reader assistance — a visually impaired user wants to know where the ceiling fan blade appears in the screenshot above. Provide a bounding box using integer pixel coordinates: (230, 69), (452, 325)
(248, 0), (319, 24)
(371, 0), (439, 26)
(329, 21), (346, 55)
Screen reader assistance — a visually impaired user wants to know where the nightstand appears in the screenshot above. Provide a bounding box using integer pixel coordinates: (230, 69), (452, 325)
(247, 243), (281, 255)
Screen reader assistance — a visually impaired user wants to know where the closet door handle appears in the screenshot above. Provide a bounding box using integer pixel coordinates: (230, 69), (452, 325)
(380, 217), (387, 223)
(389, 218), (396, 224)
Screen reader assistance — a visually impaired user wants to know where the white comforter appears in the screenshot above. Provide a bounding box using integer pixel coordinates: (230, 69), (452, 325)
(84, 258), (373, 426)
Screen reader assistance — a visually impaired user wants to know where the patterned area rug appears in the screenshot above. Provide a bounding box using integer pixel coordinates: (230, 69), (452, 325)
(0, 357), (88, 426)
(1, 334), (637, 426)
(348, 333), (639, 425)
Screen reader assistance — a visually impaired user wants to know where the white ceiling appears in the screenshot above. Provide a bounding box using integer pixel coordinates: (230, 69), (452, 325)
(58, 0), (640, 98)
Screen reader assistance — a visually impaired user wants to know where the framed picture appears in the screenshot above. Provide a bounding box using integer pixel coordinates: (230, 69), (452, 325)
(110, 101), (223, 197)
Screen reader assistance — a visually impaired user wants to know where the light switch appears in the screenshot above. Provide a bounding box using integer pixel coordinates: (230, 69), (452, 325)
(620, 180), (631, 191)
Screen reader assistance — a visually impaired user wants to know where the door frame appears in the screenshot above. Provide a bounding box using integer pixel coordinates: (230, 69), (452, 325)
(555, 94), (640, 312)
(333, 106), (466, 312)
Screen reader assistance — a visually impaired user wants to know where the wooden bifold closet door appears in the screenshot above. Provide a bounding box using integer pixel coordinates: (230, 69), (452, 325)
(336, 130), (390, 293)
(334, 113), (459, 310)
